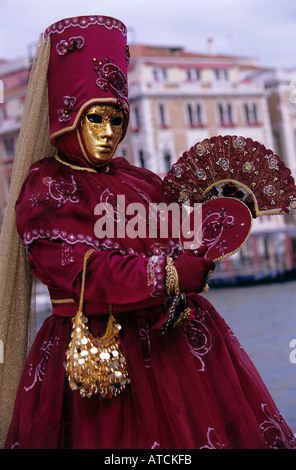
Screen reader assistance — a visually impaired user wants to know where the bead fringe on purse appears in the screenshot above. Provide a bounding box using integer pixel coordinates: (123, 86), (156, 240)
(64, 249), (130, 398)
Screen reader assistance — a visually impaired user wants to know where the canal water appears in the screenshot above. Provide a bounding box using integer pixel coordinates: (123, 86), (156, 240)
(206, 280), (296, 434)
(36, 278), (296, 434)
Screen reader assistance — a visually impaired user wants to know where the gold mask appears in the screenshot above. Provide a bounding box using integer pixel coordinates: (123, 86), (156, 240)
(79, 105), (124, 166)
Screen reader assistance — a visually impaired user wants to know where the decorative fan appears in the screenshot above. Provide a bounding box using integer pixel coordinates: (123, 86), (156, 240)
(180, 197), (253, 261)
(162, 135), (296, 217)
(162, 135), (296, 261)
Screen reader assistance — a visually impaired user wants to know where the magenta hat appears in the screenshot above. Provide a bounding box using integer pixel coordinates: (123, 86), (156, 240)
(44, 15), (130, 146)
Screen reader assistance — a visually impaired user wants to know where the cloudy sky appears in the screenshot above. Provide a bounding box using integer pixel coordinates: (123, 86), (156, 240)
(0, 0), (295, 67)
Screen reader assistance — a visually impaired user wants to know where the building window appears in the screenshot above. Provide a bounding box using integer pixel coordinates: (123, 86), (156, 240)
(132, 105), (141, 132)
(218, 103), (224, 123)
(196, 103), (202, 124)
(253, 103), (258, 122)
(215, 69), (228, 80)
(187, 104), (194, 125)
(164, 153), (172, 172)
(244, 103), (249, 123)
(244, 102), (260, 125)
(187, 102), (205, 128)
(161, 68), (168, 80)
(186, 69), (201, 81)
(4, 137), (15, 157)
(152, 68), (168, 81)
(134, 106), (140, 127)
(227, 103), (233, 123)
(218, 102), (235, 127)
(0, 106), (7, 120)
(158, 103), (169, 129)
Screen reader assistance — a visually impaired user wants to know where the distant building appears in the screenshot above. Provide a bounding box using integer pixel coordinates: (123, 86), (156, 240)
(120, 43), (274, 177)
(264, 67), (296, 178)
(0, 57), (30, 224)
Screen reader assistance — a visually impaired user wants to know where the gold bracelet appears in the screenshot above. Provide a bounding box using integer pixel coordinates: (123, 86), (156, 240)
(203, 283), (210, 294)
(165, 257), (179, 296)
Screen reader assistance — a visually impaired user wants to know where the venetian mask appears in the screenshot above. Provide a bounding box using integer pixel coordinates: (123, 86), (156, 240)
(79, 104), (124, 166)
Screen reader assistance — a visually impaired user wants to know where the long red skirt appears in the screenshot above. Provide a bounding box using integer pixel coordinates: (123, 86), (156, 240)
(5, 294), (296, 449)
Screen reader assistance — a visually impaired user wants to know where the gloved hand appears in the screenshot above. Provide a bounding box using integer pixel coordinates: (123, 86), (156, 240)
(173, 248), (215, 294)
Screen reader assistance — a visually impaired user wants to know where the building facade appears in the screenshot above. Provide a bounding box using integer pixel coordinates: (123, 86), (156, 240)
(265, 68), (296, 178)
(120, 44), (274, 176)
(0, 57), (30, 224)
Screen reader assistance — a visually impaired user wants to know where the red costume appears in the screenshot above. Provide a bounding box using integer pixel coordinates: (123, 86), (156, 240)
(4, 15), (296, 449)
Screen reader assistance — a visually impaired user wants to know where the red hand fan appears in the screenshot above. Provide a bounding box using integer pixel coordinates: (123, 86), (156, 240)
(162, 135), (296, 261)
(180, 197), (252, 261)
(162, 135), (296, 217)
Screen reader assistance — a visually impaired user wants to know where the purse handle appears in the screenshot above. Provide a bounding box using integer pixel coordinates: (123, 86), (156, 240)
(78, 249), (96, 314)
(78, 248), (114, 339)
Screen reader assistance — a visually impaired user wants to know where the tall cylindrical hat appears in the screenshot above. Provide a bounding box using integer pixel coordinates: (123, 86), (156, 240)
(44, 15), (130, 146)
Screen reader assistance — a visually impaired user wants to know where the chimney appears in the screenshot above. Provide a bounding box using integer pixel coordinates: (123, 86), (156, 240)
(207, 37), (215, 56)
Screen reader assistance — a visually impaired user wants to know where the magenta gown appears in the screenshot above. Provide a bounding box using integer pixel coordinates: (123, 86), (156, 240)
(5, 152), (296, 449)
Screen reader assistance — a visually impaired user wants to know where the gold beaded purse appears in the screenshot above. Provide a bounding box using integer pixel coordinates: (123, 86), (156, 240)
(64, 249), (130, 398)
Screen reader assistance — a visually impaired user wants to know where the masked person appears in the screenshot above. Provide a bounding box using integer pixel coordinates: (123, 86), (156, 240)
(1, 15), (295, 449)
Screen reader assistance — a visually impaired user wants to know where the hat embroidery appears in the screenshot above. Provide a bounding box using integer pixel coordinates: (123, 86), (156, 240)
(44, 16), (127, 38)
(58, 96), (77, 122)
(56, 36), (85, 55)
(93, 57), (128, 100)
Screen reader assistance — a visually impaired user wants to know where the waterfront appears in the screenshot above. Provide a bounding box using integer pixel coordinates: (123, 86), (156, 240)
(206, 280), (296, 434)
(36, 278), (296, 434)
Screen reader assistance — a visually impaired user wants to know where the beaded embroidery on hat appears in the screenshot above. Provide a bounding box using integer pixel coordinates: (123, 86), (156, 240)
(93, 57), (128, 100)
(44, 16), (127, 39)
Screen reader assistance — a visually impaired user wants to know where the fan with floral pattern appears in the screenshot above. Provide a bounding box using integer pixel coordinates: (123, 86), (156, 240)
(162, 135), (296, 260)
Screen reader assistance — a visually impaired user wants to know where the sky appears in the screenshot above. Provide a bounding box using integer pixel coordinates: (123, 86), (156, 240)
(0, 0), (295, 67)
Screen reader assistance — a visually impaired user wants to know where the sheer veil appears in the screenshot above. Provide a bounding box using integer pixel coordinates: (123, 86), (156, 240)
(0, 34), (56, 447)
